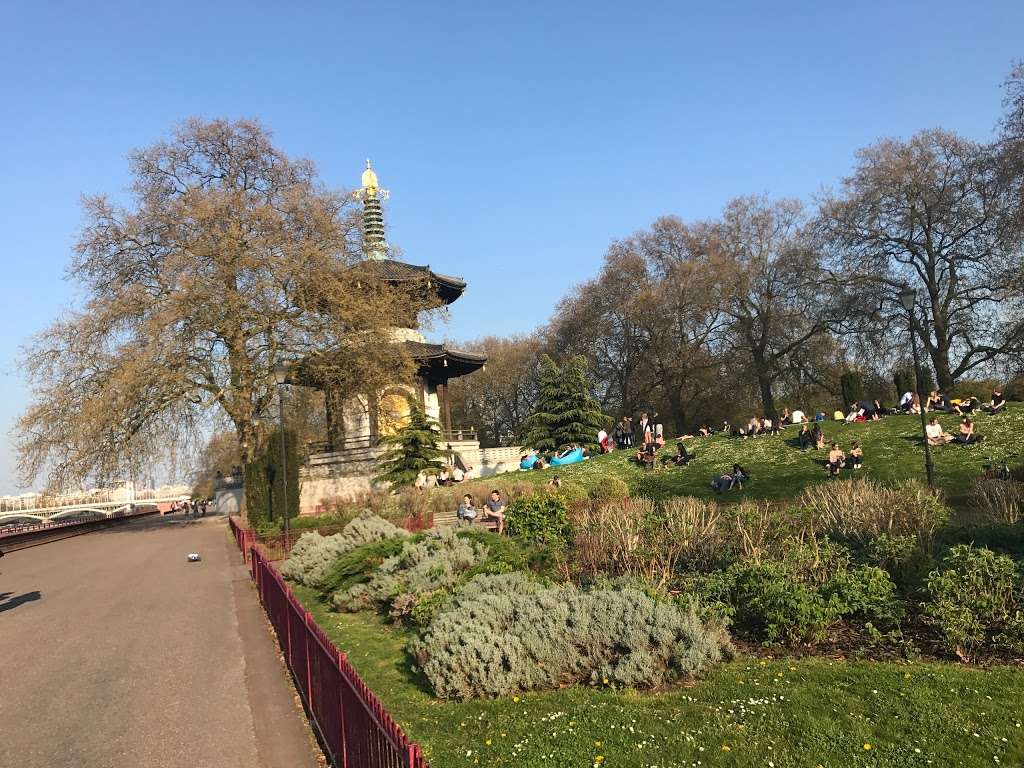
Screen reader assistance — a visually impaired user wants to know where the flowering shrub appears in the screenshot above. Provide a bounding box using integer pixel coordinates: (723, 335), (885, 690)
(279, 512), (409, 588)
(409, 572), (731, 699)
(331, 528), (489, 615)
(922, 544), (1024, 658)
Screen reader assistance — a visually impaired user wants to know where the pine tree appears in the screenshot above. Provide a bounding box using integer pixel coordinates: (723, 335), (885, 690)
(374, 395), (446, 489)
(523, 355), (605, 453)
(522, 355), (563, 452)
(554, 356), (605, 451)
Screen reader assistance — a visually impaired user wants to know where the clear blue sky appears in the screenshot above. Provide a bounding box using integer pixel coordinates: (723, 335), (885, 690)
(1, 1), (1021, 492)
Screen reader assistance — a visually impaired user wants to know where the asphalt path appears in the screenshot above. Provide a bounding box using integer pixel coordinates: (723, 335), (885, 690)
(0, 514), (320, 768)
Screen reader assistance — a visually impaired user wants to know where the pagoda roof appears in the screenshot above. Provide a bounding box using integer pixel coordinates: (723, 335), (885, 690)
(351, 259), (466, 305)
(404, 340), (487, 380)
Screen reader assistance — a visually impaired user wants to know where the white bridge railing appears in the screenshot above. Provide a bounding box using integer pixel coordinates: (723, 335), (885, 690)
(0, 483), (192, 523)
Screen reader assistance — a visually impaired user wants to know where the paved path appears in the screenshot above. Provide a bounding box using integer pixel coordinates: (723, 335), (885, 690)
(0, 515), (321, 768)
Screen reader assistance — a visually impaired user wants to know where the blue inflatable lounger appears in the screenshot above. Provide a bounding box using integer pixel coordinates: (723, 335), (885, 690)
(549, 447), (584, 467)
(520, 454), (542, 470)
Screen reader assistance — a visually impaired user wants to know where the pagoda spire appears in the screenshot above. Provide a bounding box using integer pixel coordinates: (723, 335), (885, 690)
(353, 159), (389, 260)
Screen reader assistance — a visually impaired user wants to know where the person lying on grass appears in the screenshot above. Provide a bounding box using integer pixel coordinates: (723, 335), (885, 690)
(955, 417), (984, 445)
(926, 416), (955, 445)
(827, 443), (846, 477)
(711, 464), (749, 493)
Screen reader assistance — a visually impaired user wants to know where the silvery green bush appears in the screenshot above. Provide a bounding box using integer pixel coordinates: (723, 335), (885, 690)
(279, 512), (408, 588)
(409, 572), (731, 699)
(331, 527), (488, 614)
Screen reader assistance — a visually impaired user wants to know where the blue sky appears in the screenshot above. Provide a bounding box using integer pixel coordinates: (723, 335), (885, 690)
(1, 1), (1021, 492)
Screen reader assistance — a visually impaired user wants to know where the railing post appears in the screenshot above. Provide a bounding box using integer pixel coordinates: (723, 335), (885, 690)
(338, 650), (349, 768)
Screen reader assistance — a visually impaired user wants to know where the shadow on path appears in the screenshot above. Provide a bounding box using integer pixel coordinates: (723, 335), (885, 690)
(0, 590), (42, 614)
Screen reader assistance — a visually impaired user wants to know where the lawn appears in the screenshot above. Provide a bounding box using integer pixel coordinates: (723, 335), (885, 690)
(296, 586), (1024, 768)
(454, 406), (1024, 507)
(288, 405), (1024, 767)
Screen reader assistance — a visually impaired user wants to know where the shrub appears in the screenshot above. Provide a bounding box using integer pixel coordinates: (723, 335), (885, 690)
(799, 479), (949, 547)
(505, 492), (572, 546)
(725, 501), (789, 563)
(318, 537), (410, 595)
(572, 497), (727, 586)
(840, 370), (864, 406)
(279, 512), (409, 588)
(688, 541), (903, 645)
(730, 561), (843, 644)
(922, 544), (1024, 658)
(587, 475), (629, 502)
(865, 533), (933, 592)
(331, 528), (489, 615)
(660, 496), (726, 569)
(970, 479), (1024, 526)
(244, 428), (299, 528)
(408, 572), (731, 699)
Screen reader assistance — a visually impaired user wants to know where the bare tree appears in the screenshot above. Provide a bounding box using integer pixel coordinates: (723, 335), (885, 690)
(446, 335), (543, 447)
(701, 196), (827, 420)
(17, 118), (418, 490)
(819, 129), (1024, 390)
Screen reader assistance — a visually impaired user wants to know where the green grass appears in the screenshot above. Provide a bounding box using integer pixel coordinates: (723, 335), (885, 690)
(296, 586), (1024, 768)
(288, 406), (1024, 766)
(455, 406), (1024, 507)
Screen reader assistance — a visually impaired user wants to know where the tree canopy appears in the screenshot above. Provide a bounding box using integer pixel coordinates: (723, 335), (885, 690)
(373, 395), (446, 489)
(17, 118), (419, 490)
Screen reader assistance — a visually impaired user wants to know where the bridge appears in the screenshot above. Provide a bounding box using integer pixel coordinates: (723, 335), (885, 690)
(0, 483), (192, 525)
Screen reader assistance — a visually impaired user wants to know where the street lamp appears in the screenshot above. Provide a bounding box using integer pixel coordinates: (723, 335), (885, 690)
(898, 286), (934, 487)
(272, 363), (291, 550)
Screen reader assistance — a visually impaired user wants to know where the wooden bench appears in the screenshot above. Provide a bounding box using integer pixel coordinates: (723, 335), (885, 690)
(432, 509), (500, 532)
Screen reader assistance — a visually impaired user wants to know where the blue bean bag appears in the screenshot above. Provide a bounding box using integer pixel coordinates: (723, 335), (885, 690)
(549, 447), (584, 467)
(520, 456), (540, 470)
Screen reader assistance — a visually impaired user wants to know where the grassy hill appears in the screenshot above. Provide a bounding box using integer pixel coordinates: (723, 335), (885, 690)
(457, 405), (1023, 507)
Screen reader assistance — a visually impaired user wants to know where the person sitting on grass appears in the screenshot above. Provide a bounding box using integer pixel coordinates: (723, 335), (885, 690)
(954, 417), (984, 445)
(457, 493), (477, 522)
(662, 440), (694, 466)
(732, 463), (749, 486)
(849, 441), (863, 469)
(811, 423), (825, 450)
(845, 402), (863, 423)
(982, 389), (1006, 414)
(899, 390), (914, 411)
(791, 408), (809, 425)
(547, 475), (562, 489)
(711, 464), (748, 493)
(762, 416), (779, 435)
(827, 442), (846, 477)
(485, 490), (506, 534)
(872, 399), (889, 417)
(746, 417), (761, 437)
(780, 407), (791, 426)
(437, 466), (452, 486)
(925, 416), (954, 446)
(698, 424), (713, 437)
(635, 439), (658, 469)
(909, 393), (922, 415)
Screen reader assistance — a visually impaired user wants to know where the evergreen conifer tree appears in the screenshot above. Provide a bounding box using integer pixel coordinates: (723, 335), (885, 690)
(555, 356), (605, 450)
(522, 355), (563, 452)
(523, 355), (605, 453)
(374, 394), (446, 489)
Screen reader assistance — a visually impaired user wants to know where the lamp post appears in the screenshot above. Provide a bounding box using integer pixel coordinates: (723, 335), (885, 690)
(272, 363), (290, 550)
(898, 286), (934, 487)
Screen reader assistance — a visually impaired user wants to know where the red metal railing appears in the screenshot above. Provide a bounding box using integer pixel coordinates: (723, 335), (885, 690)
(229, 517), (428, 768)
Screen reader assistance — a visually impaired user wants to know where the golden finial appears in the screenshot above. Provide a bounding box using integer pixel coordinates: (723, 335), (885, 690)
(361, 158), (379, 191)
